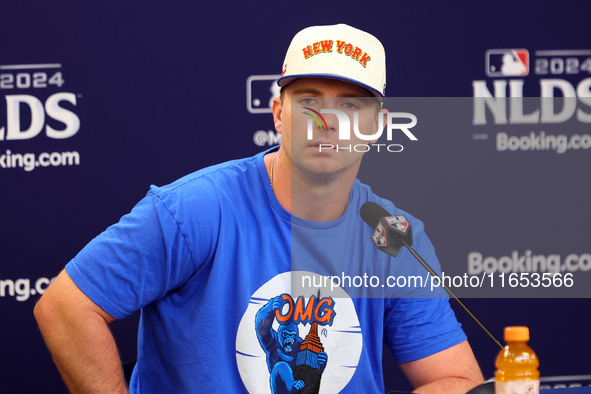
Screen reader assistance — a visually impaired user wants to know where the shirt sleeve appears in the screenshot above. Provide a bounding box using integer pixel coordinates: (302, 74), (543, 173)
(383, 297), (467, 363)
(65, 189), (207, 319)
(382, 212), (467, 363)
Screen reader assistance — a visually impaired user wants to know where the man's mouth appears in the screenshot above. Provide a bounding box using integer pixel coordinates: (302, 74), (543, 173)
(309, 142), (336, 149)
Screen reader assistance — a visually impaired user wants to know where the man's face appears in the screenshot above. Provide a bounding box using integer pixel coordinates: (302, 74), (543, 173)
(273, 78), (385, 181)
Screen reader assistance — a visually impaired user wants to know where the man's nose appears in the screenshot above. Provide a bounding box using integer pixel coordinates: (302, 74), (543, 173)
(322, 111), (340, 132)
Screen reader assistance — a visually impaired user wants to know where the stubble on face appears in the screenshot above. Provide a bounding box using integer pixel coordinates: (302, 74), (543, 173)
(277, 78), (383, 183)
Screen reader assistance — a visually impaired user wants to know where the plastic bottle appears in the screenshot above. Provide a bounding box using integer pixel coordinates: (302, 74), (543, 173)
(495, 326), (540, 394)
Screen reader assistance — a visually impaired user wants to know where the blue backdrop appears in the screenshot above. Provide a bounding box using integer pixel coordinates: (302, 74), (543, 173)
(2, 1), (590, 392)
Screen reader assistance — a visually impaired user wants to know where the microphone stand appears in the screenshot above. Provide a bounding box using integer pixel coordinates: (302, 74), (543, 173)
(401, 239), (504, 350)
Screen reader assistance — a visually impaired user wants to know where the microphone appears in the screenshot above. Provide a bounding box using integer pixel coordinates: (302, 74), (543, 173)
(360, 201), (503, 350)
(360, 201), (413, 257)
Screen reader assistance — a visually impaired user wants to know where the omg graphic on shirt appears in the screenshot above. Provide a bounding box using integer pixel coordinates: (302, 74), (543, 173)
(236, 271), (363, 393)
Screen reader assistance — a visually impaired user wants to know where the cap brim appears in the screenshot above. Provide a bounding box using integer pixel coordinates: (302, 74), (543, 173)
(277, 74), (384, 98)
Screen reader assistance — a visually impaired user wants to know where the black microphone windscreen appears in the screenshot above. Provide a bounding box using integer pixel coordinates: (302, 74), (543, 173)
(359, 202), (392, 228)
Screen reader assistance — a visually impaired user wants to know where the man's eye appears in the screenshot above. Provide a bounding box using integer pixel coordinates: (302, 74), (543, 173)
(299, 98), (316, 105)
(343, 102), (359, 110)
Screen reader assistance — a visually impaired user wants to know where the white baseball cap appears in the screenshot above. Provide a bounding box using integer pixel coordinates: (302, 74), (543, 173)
(278, 24), (386, 97)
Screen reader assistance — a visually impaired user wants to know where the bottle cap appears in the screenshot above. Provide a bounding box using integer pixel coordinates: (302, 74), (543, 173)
(504, 326), (530, 342)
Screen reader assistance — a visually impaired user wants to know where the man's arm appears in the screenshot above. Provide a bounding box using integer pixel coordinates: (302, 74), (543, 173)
(34, 269), (129, 393)
(399, 340), (484, 394)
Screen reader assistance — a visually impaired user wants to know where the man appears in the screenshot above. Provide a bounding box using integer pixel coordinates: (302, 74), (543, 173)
(35, 24), (483, 393)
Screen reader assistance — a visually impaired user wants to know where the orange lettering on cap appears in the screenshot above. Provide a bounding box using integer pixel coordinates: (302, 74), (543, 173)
(351, 47), (362, 61)
(304, 39), (371, 68)
(344, 43), (354, 56)
(313, 42), (321, 54)
(359, 52), (371, 67)
(320, 40), (333, 52)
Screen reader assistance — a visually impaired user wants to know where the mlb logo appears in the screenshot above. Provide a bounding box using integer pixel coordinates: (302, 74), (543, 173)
(485, 49), (529, 77)
(246, 75), (281, 114)
(385, 216), (410, 234)
(372, 222), (387, 247)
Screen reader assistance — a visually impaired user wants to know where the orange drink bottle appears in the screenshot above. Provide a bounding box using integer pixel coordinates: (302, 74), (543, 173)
(495, 326), (540, 394)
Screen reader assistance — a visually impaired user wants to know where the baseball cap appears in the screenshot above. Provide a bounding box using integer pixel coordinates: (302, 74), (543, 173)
(278, 24), (386, 98)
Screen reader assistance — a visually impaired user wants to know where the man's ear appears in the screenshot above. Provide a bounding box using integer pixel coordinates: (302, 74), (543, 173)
(370, 108), (388, 144)
(272, 96), (283, 134)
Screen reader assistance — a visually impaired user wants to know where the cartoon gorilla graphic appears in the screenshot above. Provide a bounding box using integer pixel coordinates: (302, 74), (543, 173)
(255, 295), (327, 393)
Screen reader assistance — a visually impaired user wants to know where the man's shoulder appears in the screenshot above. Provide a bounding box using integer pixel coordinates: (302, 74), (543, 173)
(151, 150), (268, 199)
(352, 178), (424, 230)
(352, 179), (397, 214)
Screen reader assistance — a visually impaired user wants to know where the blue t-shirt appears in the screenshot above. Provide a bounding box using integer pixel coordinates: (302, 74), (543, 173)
(66, 147), (466, 393)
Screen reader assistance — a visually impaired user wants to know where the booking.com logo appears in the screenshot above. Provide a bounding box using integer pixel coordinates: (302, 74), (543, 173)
(304, 108), (418, 152)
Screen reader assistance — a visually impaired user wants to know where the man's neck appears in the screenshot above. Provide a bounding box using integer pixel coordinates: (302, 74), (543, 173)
(266, 150), (356, 222)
